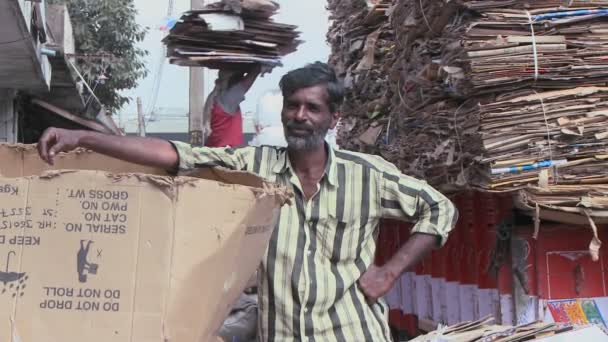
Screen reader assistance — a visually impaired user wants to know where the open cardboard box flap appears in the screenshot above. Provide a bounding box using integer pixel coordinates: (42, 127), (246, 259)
(0, 144), (289, 342)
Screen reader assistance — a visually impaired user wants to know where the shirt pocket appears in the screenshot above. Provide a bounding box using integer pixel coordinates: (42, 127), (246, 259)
(319, 212), (361, 264)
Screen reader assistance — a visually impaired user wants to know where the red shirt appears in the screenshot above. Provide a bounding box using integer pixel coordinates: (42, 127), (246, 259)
(205, 101), (244, 147)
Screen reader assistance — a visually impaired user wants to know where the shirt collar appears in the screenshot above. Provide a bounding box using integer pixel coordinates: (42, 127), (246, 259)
(272, 143), (338, 187)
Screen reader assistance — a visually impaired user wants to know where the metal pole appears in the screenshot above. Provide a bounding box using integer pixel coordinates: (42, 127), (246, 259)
(189, 0), (206, 146)
(137, 97), (146, 137)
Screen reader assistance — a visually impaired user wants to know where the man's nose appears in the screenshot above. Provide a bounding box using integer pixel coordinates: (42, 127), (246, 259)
(294, 105), (306, 120)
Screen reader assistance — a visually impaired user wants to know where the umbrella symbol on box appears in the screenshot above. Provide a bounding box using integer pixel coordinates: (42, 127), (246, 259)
(0, 251), (28, 298)
(77, 240), (99, 283)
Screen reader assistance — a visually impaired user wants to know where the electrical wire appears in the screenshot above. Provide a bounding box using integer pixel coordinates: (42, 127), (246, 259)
(144, 0), (176, 120)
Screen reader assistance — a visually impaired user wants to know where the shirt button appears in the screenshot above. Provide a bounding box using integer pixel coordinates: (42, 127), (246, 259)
(307, 250), (312, 256)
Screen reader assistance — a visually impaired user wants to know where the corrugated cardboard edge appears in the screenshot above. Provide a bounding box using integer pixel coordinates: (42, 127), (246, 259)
(180, 166), (293, 205)
(0, 144), (292, 201)
(0, 143), (32, 152)
(0, 143), (169, 178)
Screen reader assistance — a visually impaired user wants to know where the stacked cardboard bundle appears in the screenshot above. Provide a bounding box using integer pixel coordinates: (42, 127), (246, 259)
(462, 0), (608, 11)
(377, 99), (481, 191)
(411, 316), (607, 342)
(442, 7), (608, 97)
(327, 0), (396, 135)
(329, 0), (468, 187)
(329, 0), (608, 224)
(163, 0), (301, 69)
(469, 87), (608, 190)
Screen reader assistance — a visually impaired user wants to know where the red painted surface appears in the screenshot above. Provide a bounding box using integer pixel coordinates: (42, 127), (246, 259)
(512, 227), (539, 297)
(533, 225), (608, 300)
(377, 192), (517, 329)
(497, 257), (514, 296)
(458, 193), (479, 286)
(445, 217), (463, 283)
(379, 191), (608, 332)
(474, 193), (497, 289)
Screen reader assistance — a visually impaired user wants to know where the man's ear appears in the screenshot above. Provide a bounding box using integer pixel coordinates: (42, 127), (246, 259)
(330, 111), (340, 129)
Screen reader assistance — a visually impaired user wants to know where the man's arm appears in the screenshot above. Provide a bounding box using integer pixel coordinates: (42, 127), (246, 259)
(216, 65), (262, 114)
(38, 127), (178, 169)
(358, 234), (437, 303)
(38, 127), (251, 172)
(238, 64), (262, 92)
(359, 168), (458, 302)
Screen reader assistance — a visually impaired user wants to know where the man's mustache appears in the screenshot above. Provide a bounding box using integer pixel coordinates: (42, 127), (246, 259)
(285, 121), (314, 132)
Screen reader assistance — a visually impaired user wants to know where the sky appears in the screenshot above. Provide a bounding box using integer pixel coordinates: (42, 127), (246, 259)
(118, 0), (331, 129)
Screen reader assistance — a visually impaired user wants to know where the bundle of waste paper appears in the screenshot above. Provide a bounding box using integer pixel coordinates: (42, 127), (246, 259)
(410, 315), (608, 342)
(328, 0), (469, 188)
(327, 0), (396, 137)
(468, 87), (608, 190)
(328, 0), (608, 223)
(163, 0), (301, 69)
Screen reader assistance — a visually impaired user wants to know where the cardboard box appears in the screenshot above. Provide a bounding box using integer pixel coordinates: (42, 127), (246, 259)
(0, 145), (287, 342)
(536, 325), (608, 341)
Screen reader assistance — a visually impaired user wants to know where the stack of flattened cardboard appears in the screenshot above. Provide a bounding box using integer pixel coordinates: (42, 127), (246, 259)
(410, 316), (608, 342)
(468, 87), (608, 190)
(445, 7), (608, 226)
(328, 1), (608, 225)
(442, 6), (608, 97)
(462, 0), (608, 11)
(164, 0), (301, 69)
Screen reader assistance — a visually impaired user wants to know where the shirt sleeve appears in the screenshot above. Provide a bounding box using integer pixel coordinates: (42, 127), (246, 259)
(380, 171), (458, 246)
(170, 141), (252, 172)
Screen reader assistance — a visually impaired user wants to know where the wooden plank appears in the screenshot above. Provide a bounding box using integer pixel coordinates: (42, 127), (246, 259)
(0, 0), (49, 90)
(0, 89), (17, 143)
(31, 98), (111, 134)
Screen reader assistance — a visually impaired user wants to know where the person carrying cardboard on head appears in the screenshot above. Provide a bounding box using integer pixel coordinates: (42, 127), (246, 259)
(203, 64), (262, 147)
(203, 64), (264, 341)
(37, 61), (458, 342)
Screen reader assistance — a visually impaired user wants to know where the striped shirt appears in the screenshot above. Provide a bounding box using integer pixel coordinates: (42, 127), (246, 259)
(171, 142), (458, 342)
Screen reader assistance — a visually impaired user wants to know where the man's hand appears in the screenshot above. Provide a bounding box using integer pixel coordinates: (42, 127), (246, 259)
(260, 65), (273, 76)
(359, 233), (438, 303)
(249, 63), (263, 74)
(37, 127), (84, 165)
(358, 264), (398, 303)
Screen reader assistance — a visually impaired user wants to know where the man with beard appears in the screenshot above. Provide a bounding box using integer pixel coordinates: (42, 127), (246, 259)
(37, 62), (458, 342)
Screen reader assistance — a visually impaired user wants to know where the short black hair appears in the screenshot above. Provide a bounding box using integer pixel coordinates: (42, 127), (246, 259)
(279, 62), (345, 113)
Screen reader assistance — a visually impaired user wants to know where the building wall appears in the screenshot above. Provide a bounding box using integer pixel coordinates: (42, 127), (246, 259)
(0, 89), (17, 143)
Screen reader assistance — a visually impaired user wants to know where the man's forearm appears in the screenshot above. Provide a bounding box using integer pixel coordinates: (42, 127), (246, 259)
(241, 67), (261, 91)
(383, 233), (437, 280)
(77, 131), (179, 170)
